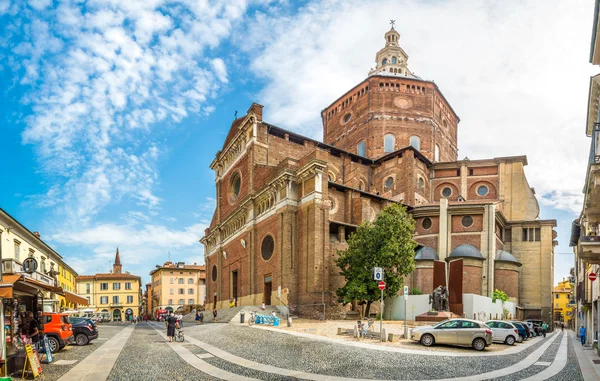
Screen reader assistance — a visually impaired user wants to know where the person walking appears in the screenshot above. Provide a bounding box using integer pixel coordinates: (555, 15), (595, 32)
(579, 325), (587, 345)
(541, 322), (548, 338)
(199, 311), (204, 324)
(166, 313), (177, 343)
(561, 322), (564, 331)
(195, 311), (200, 325)
(23, 311), (40, 350)
(213, 307), (217, 323)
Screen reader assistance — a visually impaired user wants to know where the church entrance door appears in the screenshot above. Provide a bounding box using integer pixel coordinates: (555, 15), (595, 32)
(232, 270), (238, 306)
(264, 275), (272, 305)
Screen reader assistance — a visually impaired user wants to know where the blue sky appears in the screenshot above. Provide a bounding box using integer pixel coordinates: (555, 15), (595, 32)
(0, 0), (595, 286)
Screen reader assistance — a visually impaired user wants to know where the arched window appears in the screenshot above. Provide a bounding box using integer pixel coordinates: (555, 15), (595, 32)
(392, 56), (397, 64)
(357, 141), (365, 156)
(410, 136), (421, 151)
(384, 134), (395, 153)
(382, 58), (388, 65)
(435, 144), (440, 162)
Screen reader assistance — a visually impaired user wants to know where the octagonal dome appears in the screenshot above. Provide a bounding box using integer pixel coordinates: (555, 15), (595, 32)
(449, 244), (484, 259)
(414, 246), (439, 260)
(495, 250), (518, 263)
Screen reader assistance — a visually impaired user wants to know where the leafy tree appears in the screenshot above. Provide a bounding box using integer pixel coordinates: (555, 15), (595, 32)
(335, 203), (417, 317)
(492, 289), (510, 319)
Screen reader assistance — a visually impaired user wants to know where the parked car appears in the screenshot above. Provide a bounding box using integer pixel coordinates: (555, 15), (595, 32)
(509, 321), (528, 342)
(485, 320), (519, 345)
(41, 312), (73, 352)
(521, 321), (536, 338)
(410, 318), (493, 351)
(527, 320), (545, 335)
(70, 317), (98, 346)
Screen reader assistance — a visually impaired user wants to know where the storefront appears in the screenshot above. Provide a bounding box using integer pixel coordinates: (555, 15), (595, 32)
(63, 291), (88, 311)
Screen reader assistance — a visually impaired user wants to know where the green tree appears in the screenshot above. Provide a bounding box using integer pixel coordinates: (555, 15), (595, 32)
(335, 203), (417, 317)
(492, 289), (510, 319)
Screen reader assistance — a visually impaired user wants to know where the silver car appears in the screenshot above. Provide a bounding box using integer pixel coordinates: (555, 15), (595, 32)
(410, 318), (493, 351)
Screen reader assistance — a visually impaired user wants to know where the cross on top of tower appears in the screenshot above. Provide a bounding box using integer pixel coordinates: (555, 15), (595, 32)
(390, 19), (396, 29)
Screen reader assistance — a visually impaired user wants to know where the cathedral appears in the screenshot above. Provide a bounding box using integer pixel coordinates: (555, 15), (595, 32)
(201, 26), (557, 322)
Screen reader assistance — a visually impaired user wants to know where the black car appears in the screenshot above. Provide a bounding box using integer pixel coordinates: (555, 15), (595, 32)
(70, 317), (99, 345)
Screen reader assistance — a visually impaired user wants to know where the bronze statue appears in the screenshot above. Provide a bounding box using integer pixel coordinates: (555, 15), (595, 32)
(429, 285), (449, 311)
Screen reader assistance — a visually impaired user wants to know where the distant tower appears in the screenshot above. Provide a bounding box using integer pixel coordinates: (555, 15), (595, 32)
(368, 22), (413, 78)
(113, 248), (122, 274)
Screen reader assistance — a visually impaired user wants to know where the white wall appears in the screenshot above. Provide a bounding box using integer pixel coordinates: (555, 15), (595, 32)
(462, 294), (515, 321)
(385, 295), (430, 320)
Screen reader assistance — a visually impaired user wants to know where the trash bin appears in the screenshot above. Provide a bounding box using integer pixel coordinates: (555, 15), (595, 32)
(240, 311), (245, 324)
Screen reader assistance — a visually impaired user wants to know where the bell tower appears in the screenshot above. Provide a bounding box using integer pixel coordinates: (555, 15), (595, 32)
(113, 247), (122, 274)
(368, 21), (413, 77)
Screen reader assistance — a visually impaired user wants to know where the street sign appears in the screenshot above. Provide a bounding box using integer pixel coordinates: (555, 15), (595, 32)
(373, 267), (384, 281)
(404, 285), (409, 300)
(590, 272), (597, 282)
(378, 281), (386, 290)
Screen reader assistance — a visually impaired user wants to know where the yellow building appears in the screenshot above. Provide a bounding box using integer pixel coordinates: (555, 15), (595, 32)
(0, 207), (88, 311)
(76, 249), (142, 321)
(149, 261), (206, 316)
(553, 279), (575, 328)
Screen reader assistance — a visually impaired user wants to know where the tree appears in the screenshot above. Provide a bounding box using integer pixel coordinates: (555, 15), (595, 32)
(492, 289), (509, 319)
(335, 203), (417, 317)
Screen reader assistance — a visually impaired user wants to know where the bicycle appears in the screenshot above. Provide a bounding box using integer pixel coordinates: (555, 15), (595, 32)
(248, 311), (257, 325)
(356, 318), (375, 339)
(175, 327), (184, 342)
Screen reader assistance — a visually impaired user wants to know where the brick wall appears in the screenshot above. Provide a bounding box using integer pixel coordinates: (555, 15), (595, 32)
(494, 269), (519, 298)
(451, 214), (483, 233)
(414, 265), (434, 294)
(463, 265), (483, 294)
(450, 234), (482, 251)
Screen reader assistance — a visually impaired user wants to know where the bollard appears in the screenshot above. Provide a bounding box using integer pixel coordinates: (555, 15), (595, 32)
(240, 311), (245, 324)
(287, 316), (292, 327)
(273, 317), (279, 326)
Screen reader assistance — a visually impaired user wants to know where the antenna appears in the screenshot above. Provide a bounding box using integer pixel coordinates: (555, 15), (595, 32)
(234, 110), (238, 119)
(168, 251), (171, 262)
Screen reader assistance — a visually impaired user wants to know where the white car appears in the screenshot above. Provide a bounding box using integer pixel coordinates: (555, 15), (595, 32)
(485, 320), (520, 345)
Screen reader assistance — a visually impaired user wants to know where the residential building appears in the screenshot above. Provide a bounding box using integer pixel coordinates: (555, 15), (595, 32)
(149, 261), (206, 315)
(0, 207), (88, 311)
(201, 25), (557, 322)
(144, 282), (152, 317)
(553, 278), (575, 328)
(76, 249), (142, 321)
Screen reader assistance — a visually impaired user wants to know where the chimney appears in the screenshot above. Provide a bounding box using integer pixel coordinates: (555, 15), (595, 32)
(33, 231), (40, 239)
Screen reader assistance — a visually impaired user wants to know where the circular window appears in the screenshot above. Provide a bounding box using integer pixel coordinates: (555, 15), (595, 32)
(461, 215), (474, 228)
(261, 235), (275, 261)
(343, 113), (351, 123)
(229, 172), (241, 203)
(422, 217), (432, 230)
(385, 177), (394, 189)
(211, 265), (217, 282)
(329, 197), (335, 212)
(477, 185), (489, 196)
(441, 187), (452, 198)
(418, 177), (425, 189)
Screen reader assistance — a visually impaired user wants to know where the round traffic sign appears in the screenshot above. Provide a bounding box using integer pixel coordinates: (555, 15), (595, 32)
(378, 281), (385, 290)
(590, 272), (597, 282)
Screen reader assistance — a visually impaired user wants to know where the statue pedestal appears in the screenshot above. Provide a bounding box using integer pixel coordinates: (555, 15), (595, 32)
(415, 311), (460, 322)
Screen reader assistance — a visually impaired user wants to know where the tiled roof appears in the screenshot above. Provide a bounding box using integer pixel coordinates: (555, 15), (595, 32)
(76, 273), (141, 281)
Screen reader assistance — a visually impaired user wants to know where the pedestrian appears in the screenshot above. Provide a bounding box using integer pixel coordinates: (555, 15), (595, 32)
(178, 314), (183, 328)
(195, 311), (200, 325)
(541, 322), (548, 338)
(561, 322), (564, 331)
(579, 325), (587, 345)
(261, 302), (265, 311)
(166, 313), (177, 343)
(199, 311), (204, 324)
(213, 307), (217, 322)
(23, 311), (40, 350)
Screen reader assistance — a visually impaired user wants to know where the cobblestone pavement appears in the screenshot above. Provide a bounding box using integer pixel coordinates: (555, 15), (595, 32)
(19, 322), (590, 380)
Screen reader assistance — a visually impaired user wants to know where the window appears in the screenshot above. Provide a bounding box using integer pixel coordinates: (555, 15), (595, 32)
(555, 294), (559, 299)
(178, 289), (185, 295)
(384, 134), (395, 152)
(189, 299), (194, 304)
(101, 296), (108, 304)
(211, 266), (217, 282)
(261, 235), (275, 261)
(343, 113), (351, 123)
(441, 187), (452, 198)
(170, 288), (174, 295)
(409, 136), (421, 151)
(40, 258), (46, 273)
(438, 320), (460, 329)
(461, 215), (474, 228)
(391, 56), (397, 64)
(435, 145), (440, 162)
(382, 58), (387, 65)
(188, 288), (194, 294)
(522, 227), (541, 242)
(460, 321), (479, 329)
(100, 283), (108, 290)
(555, 303), (559, 308)
(170, 277), (174, 284)
(113, 283), (121, 290)
(504, 228), (512, 242)
(126, 296), (133, 304)
(14, 241), (20, 261)
(188, 278), (194, 284)
(385, 177), (394, 189)
(125, 282), (131, 290)
(112, 296), (119, 304)
(86, 284), (91, 294)
(86, 297), (91, 304)
(168, 299), (173, 305)
(477, 185), (489, 196)
(177, 278), (183, 284)
(418, 177), (425, 189)
(357, 141), (365, 156)
(422, 217), (432, 230)
(229, 172), (242, 203)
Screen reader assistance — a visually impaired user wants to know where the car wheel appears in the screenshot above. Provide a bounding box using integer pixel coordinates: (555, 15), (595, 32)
(76, 334), (89, 346)
(48, 337), (60, 353)
(420, 334), (435, 347)
(472, 338), (486, 351)
(505, 335), (516, 346)
(528, 332), (533, 338)
(516, 335), (523, 343)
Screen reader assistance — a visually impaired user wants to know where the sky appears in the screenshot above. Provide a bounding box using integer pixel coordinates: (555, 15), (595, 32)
(0, 0), (596, 287)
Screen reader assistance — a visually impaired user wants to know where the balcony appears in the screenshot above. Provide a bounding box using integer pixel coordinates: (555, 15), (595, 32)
(583, 123), (600, 221)
(578, 236), (600, 264)
(2, 258), (57, 287)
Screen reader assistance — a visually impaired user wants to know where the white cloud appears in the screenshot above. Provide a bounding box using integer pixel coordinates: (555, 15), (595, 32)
(242, 0), (596, 214)
(211, 58), (229, 83)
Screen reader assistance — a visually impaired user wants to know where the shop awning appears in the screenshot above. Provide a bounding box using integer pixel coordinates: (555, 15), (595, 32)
(20, 277), (63, 295)
(0, 275), (23, 298)
(64, 291), (88, 306)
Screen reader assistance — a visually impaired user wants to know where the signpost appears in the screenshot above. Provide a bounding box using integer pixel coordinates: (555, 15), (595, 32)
(373, 267), (384, 281)
(590, 272), (597, 282)
(378, 281), (385, 341)
(403, 285), (409, 339)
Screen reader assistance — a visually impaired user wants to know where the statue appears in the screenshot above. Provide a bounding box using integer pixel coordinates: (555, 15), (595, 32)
(429, 285), (449, 312)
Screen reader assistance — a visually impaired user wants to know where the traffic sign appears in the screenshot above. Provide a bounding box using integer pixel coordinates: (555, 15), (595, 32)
(590, 272), (597, 282)
(404, 285), (409, 300)
(378, 281), (386, 290)
(373, 267), (384, 281)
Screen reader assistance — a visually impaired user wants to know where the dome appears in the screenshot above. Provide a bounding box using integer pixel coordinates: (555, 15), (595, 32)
(449, 244), (484, 259)
(496, 250), (520, 264)
(415, 246), (439, 260)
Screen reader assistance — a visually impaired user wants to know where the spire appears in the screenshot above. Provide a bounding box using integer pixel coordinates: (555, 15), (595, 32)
(368, 23), (415, 78)
(113, 247), (122, 274)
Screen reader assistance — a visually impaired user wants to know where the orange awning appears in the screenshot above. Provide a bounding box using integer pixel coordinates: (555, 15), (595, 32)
(0, 275), (23, 298)
(64, 291), (88, 306)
